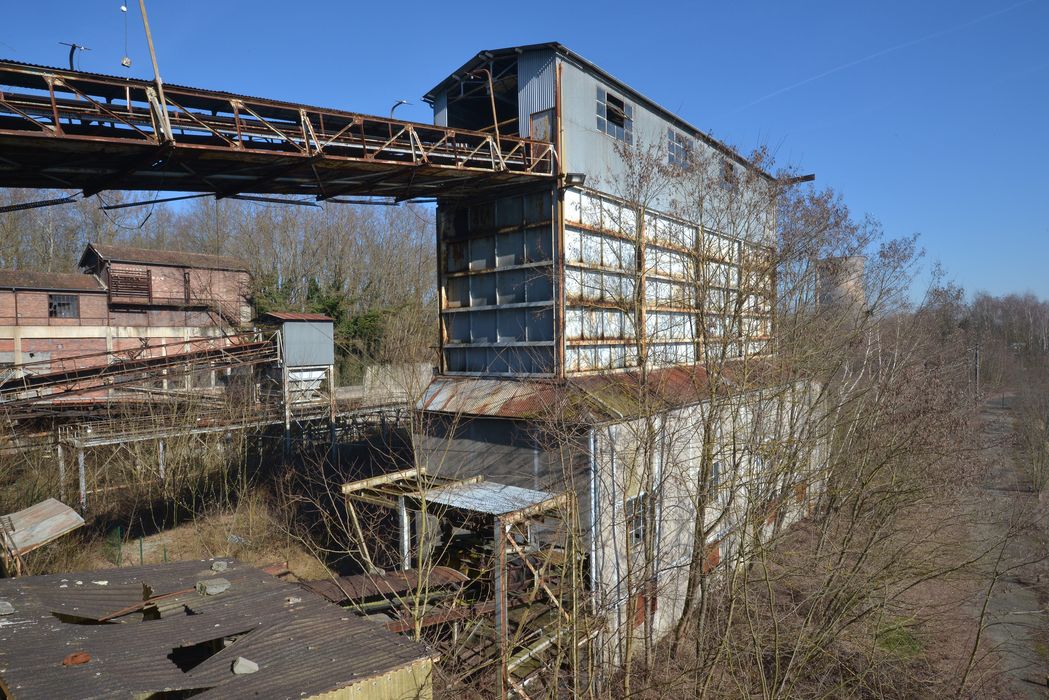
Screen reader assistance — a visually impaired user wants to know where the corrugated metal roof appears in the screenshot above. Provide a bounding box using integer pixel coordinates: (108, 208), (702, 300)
(417, 377), (562, 418)
(80, 243), (249, 272)
(300, 566), (468, 605)
(417, 364), (725, 422)
(426, 481), (560, 517)
(0, 498), (84, 557)
(0, 559), (432, 700)
(0, 270), (105, 293)
(261, 312), (334, 322)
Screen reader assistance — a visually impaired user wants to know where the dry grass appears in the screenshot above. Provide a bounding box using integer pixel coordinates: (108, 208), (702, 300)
(19, 488), (330, 581)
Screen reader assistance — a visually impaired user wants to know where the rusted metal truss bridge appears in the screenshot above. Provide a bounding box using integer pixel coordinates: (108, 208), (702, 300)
(0, 60), (557, 201)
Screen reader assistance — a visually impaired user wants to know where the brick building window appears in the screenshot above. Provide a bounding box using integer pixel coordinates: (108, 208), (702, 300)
(596, 87), (633, 144)
(48, 294), (79, 319)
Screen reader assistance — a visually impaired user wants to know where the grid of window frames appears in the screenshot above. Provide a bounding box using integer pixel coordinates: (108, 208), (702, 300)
(596, 87), (633, 144)
(47, 294), (79, 319)
(668, 128), (691, 167)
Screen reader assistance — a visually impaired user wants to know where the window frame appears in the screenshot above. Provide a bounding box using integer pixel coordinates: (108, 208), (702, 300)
(596, 87), (634, 144)
(625, 491), (649, 547)
(668, 128), (691, 167)
(48, 293), (80, 319)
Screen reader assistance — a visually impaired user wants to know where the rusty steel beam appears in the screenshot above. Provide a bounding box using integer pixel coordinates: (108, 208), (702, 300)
(0, 59), (557, 199)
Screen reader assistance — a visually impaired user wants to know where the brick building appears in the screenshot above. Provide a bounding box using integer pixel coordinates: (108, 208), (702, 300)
(0, 244), (252, 381)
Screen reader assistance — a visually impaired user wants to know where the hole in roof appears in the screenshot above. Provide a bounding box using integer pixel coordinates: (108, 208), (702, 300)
(168, 629), (253, 673)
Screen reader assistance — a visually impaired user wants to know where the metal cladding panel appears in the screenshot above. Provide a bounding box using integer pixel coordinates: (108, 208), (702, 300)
(433, 90), (448, 126)
(517, 49), (557, 138)
(281, 321), (335, 367)
(1, 498), (83, 555)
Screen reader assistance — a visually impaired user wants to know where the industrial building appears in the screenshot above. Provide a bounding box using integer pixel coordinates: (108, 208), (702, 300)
(413, 43), (823, 659)
(0, 41), (826, 694)
(0, 243), (251, 392)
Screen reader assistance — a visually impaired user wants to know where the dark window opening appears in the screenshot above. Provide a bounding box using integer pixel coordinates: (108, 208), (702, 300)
(606, 94), (626, 128)
(596, 87), (633, 144)
(48, 294), (79, 319)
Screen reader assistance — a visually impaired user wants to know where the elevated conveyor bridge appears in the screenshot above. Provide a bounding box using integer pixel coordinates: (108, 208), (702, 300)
(0, 60), (556, 201)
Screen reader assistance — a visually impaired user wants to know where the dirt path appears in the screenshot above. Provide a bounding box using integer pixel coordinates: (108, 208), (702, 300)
(966, 394), (1049, 697)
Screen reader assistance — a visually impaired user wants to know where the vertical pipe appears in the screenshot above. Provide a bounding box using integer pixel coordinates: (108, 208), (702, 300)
(329, 420), (337, 466)
(532, 447), (541, 490)
(158, 440), (165, 483)
(494, 517), (509, 699)
(398, 496), (410, 571)
(588, 428), (598, 616)
(57, 442), (66, 494)
(77, 447), (86, 511)
(283, 363), (291, 459)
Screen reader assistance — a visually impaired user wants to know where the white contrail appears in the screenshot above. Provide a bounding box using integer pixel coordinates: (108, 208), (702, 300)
(728, 0), (1036, 115)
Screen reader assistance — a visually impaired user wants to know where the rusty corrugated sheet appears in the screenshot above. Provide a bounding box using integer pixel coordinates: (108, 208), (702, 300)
(416, 364), (729, 422)
(417, 377), (562, 419)
(301, 566), (468, 605)
(0, 558), (432, 699)
(261, 311), (334, 322)
(1, 498), (84, 557)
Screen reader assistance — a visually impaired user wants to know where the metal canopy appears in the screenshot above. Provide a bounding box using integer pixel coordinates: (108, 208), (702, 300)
(426, 481), (560, 518)
(0, 59), (556, 200)
(0, 497), (84, 575)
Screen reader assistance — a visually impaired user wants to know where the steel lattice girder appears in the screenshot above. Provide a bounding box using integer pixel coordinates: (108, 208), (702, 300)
(0, 60), (557, 199)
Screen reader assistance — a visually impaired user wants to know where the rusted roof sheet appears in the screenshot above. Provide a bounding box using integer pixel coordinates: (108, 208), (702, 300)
(0, 270), (105, 293)
(80, 243), (249, 272)
(300, 566), (468, 605)
(1, 498), (84, 558)
(417, 377), (562, 419)
(261, 311), (334, 322)
(417, 365), (717, 422)
(0, 558), (432, 699)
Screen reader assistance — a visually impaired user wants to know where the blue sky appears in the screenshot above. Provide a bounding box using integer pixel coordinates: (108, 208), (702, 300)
(2, 1), (1046, 298)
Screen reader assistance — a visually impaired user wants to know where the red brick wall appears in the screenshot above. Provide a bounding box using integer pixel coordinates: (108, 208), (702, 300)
(108, 263), (251, 326)
(0, 290), (108, 326)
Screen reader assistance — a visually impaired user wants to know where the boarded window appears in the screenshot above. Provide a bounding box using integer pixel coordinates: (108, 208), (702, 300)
(48, 294), (79, 319)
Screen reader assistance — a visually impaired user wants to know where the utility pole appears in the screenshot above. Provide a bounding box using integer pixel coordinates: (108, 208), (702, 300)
(138, 0), (173, 142)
